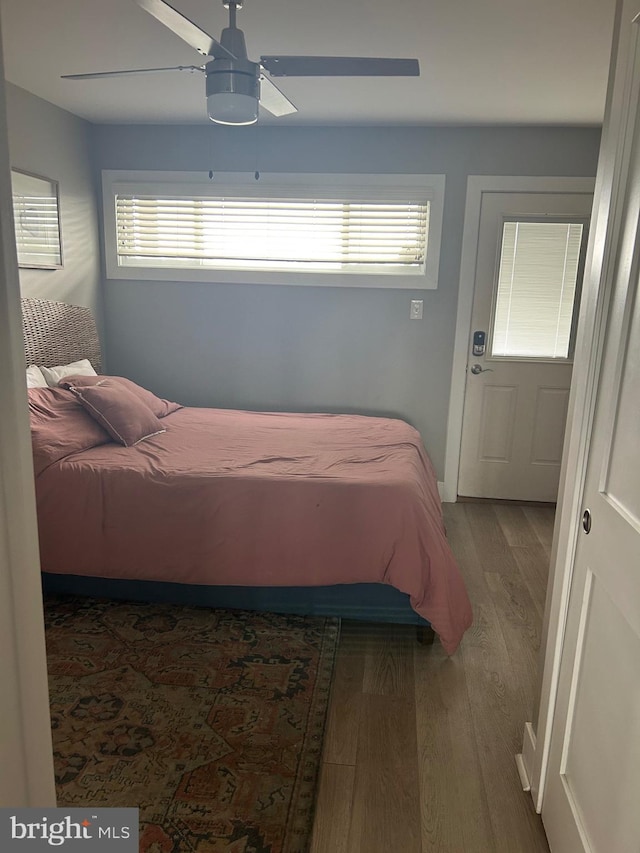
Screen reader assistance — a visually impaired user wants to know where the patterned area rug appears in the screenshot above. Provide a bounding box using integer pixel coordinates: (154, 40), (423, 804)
(45, 596), (339, 852)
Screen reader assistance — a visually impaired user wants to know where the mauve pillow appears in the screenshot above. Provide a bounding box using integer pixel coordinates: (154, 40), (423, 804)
(59, 374), (181, 418)
(28, 387), (113, 476)
(69, 380), (166, 447)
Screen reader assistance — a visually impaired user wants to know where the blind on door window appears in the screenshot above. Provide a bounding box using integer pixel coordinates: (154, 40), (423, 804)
(491, 221), (584, 359)
(115, 195), (429, 274)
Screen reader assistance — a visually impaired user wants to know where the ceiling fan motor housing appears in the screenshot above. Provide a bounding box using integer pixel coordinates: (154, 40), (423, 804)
(206, 58), (260, 124)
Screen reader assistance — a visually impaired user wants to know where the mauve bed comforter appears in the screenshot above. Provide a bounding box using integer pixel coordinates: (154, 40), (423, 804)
(33, 403), (472, 653)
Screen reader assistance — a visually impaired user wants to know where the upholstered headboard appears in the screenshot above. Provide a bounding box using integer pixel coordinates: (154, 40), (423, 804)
(21, 297), (102, 373)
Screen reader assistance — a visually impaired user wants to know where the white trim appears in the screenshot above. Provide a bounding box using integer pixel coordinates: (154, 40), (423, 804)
(519, 722), (537, 791)
(102, 170), (445, 290)
(0, 33), (56, 807)
(443, 176), (596, 504)
(515, 753), (531, 792)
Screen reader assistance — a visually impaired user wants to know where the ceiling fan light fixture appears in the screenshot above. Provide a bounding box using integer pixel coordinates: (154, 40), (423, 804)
(206, 59), (259, 125)
(207, 92), (258, 124)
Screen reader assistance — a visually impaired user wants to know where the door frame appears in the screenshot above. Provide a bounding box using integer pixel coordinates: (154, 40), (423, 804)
(443, 175), (596, 504)
(0, 30), (57, 805)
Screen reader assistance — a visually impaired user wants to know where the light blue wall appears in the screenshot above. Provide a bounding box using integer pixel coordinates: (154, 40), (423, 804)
(95, 124), (601, 476)
(6, 83), (101, 323)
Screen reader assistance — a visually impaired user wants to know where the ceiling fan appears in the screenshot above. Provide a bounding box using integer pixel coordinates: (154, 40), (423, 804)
(62, 0), (420, 125)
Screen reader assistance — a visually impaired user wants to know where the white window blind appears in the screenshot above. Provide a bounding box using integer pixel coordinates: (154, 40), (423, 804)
(491, 221), (584, 359)
(11, 171), (62, 269)
(115, 194), (429, 274)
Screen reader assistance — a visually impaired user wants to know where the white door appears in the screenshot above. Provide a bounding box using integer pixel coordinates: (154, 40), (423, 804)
(542, 7), (640, 849)
(458, 192), (592, 501)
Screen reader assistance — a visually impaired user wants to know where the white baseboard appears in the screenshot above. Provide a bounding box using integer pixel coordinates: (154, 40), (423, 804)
(437, 481), (446, 500)
(515, 753), (531, 791)
(516, 721), (537, 795)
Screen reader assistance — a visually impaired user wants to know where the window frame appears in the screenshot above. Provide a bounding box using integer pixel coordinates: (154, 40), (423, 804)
(485, 214), (590, 364)
(102, 170), (445, 289)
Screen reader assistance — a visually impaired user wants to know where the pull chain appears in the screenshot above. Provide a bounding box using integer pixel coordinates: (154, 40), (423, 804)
(254, 122), (260, 180)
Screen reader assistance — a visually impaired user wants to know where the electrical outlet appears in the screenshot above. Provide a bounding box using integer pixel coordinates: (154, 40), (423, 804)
(410, 299), (423, 320)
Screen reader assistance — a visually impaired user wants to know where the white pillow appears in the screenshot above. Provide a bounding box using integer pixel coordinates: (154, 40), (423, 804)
(40, 358), (98, 387)
(26, 364), (48, 388)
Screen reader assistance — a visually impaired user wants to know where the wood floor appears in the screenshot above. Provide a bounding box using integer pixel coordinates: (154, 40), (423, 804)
(310, 501), (553, 853)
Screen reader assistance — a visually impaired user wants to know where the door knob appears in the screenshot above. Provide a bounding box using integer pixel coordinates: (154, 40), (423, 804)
(470, 363), (494, 375)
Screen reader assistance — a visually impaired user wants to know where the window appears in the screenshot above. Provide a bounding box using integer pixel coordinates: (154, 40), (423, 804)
(491, 219), (587, 359)
(103, 172), (445, 289)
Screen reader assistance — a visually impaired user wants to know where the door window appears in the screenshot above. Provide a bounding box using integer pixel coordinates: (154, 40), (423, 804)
(491, 220), (586, 359)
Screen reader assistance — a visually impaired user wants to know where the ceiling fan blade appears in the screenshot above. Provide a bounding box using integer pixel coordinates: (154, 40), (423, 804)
(135, 0), (236, 60)
(260, 56), (420, 77)
(61, 65), (205, 80)
(259, 74), (297, 117)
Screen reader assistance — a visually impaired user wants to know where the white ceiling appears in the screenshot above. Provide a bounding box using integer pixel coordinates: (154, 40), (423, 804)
(0, 0), (617, 126)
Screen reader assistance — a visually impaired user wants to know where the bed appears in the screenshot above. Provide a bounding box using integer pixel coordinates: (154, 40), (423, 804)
(23, 297), (472, 654)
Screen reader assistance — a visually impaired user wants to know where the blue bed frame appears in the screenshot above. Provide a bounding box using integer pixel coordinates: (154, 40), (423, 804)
(42, 573), (433, 634)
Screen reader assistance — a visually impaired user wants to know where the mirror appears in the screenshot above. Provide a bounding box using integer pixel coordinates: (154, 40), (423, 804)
(11, 169), (63, 269)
